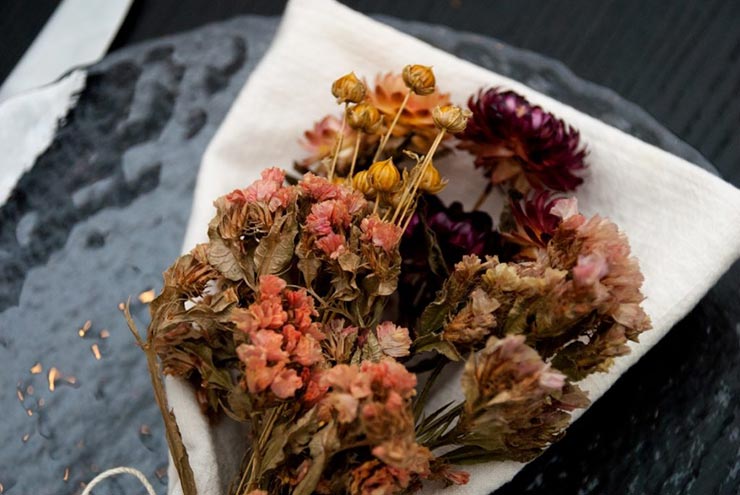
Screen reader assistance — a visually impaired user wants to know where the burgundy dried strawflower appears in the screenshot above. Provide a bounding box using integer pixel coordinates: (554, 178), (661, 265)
(398, 197), (497, 325)
(404, 195), (497, 268)
(458, 88), (586, 193)
(503, 191), (563, 255)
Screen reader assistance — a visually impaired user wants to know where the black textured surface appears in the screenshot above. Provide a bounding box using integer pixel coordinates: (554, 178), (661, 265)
(0, 13), (738, 495)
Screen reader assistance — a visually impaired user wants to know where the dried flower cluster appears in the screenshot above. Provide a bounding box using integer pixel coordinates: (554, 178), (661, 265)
(457, 89), (587, 210)
(139, 65), (651, 495)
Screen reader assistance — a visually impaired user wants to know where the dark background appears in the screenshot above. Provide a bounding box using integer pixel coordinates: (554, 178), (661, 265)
(1, 1), (738, 494)
(2, 0), (739, 186)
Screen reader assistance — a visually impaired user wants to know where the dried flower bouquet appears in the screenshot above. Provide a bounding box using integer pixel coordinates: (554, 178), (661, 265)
(130, 64), (651, 495)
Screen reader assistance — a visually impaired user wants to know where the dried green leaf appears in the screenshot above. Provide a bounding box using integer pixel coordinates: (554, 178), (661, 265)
(416, 339), (463, 361)
(297, 255), (321, 288)
(337, 251), (361, 272)
(292, 421), (339, 495)
(361, 329), (383, 362)
(261, 423), (288, 472)
(286, 407), (319, 453)
(223, 386), (252, 422)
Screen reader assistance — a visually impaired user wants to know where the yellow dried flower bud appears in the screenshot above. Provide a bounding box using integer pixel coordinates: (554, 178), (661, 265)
(352, 170), (375, 197)
(331, 72), (367, 104)
(432, 104), (472, 133)
(419, 161), (447, 194)
(368, 158), (401, 192)
(402, 64), (436, 95)
(346, 103), (383, 134)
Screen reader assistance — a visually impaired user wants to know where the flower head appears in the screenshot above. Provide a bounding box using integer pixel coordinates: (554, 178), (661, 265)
(347, 102), (383, 134)
(375, 321), (412, 357)
(225, 167), (294, 212)
(332, 72), (367, 104)
(320, 358), (430, 490)
(361, 215), (403, 254)
(457, 335), (588, 461)
(367, 72), (451, 153)
(404, 196), (497, 268)
(402, 64), (436, 95)
(368, 158), (401, 192)
(432, 104), (471, 133)
(299, 115), (356, 171)
(233, 275), (325, 400)
(503, 191), (563, 256)
(352, 169), (376, 197)
(417, 161), (446, 194)
(458, 88), (587, 193)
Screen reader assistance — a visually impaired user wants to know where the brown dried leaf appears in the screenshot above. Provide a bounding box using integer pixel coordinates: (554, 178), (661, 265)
(416, 339), (463, 361)
(207, 239), (244, 281)
(292, 421), (339, 495)
(255, 211), (298, 276)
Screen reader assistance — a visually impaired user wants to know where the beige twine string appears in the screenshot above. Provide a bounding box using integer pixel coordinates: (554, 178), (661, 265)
(81, 466), (157, 495)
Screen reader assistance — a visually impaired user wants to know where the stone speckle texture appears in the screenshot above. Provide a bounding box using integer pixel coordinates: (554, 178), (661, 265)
(0, 15), (737, 495)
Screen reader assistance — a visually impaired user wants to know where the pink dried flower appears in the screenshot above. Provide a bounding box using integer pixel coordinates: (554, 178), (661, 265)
(321, 364), (370, 399)
(300, 172), (342, 201)
(493, 195), (651, 378)
(226, 167), (295, 211)
(299, 115), (356, 170)
(349, 460), (411, 495)
(305, 200), (351, 236)
(375, 321), (412, 357)
(249, 330), (288, 363)
(259, 274), (287, 299)
(271, 368), (303, 399)
(315, 232), (347, 259)
(360, 215), (403, 254)
(293, 334), (324, 366)
(430, 463), (470, 487)
(361, 359), (417, 398)
(458, 88), (586, 193)
(233, 276), (326, 399)
(232, 296), (288, 334)
(237, 346), (282, 394)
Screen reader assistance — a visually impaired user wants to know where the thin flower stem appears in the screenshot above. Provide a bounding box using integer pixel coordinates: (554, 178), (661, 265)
(407, 130), (446, 201)
(123, 302), (197, 495)
(390, 161), (420, 225)
(416, 402), (465, 447)
(472, 182), (493, 210)
(373, 91), (411, 162)
(401, 200), (417, 232)
(329, 103), (348, 180)
(373, 194), (380, 215)
(349, 131), (362, 178)
(392, 129), (446, 225)
(244, 405), (284, 493)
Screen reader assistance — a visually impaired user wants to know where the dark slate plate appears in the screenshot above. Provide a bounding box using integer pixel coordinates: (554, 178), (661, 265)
(0, 14), (737, 495)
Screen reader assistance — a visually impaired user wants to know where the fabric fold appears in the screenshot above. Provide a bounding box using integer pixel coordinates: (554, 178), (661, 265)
(169, 0), (740, 493)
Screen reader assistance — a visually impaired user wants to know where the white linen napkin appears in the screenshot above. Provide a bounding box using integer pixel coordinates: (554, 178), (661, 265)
(169, 0), (740, 493)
